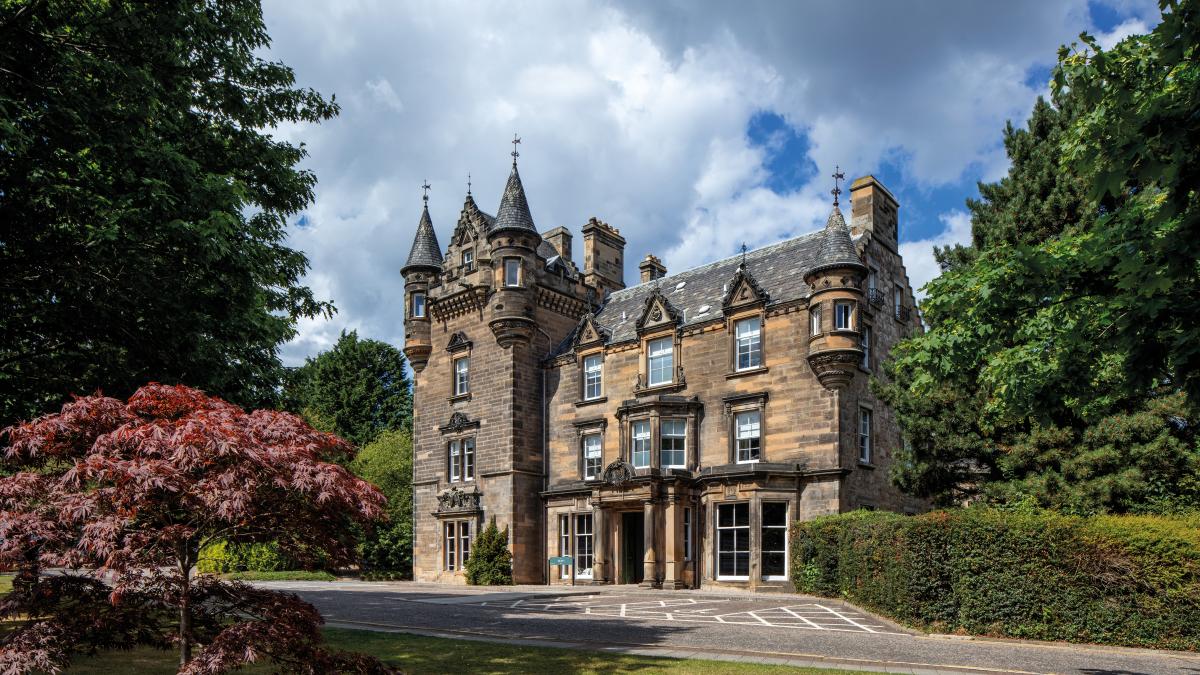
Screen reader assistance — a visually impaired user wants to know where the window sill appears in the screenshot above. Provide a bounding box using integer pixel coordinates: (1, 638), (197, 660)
(634, 381), (686, 396)
(830, 329), (860, 337)
(726, 366), (768, 380)
(735, 459), (761, 466)
(448, 393), (472, 403)
(857, 461), (876, 470)
(575, 396), (608, 408)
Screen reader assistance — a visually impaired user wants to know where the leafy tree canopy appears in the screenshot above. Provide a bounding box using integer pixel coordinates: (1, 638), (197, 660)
(876, 1), (1200, 513)
(0, 384), (390, 673)
(350, 429), (413, 574)
(286, 331), (412, 447)
(0, 0), (337, 427)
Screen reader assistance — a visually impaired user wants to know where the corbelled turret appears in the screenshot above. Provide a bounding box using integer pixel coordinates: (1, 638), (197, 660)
(805, 169), (867, 390)
(486, 137), (541, 347)
(402, 185), (442, 371)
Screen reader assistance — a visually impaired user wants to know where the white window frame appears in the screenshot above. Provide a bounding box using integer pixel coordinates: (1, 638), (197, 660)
(504, 258), (521, 287)
(894, 285), (903, 319)
(449, 440), (461, 482)
(735, 410), (761, 464)
(810, 304), (822, 336)
(582, 434), (602, 481)
(462, 249), (474, 272)
(631, 420), (651, 469)
(868, 268), (877, 293)
(716, 502), (750, 581)
(647, 337), (673, 386)
(574, 514), (594, 579)
(859, 408), (873, 464)
(835, 301), (854, 331)
(660, 418), (687, 469)
(444, 521), (457, 571)
(454, 356), (470, 396)
(559, 515), (571, 579)
(411, 292), (426, 318)
(458, 521), (471, 568)
(735, 316), (762, 371)
(761, 502), (788, 581)
(583, 354), (603, 400)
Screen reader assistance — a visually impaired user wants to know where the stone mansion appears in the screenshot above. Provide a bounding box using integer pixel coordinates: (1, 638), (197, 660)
(402, 149), (925, 589)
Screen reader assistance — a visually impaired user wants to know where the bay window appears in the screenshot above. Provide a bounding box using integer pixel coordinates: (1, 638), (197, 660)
(660, 418), (686, 469)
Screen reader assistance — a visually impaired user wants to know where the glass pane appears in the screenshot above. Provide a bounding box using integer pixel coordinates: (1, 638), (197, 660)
(719, 552), (735, 576)
(762, 552), (785, 577)
(762, 528), (786, 551)
(736, 552), (750, 576)
(762, 502), (786, 526)
(717, 504), (733, 528)
(734, 503), (749, 526)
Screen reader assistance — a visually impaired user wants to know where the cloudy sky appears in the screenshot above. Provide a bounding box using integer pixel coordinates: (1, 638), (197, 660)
(264, 0), (1159, 365)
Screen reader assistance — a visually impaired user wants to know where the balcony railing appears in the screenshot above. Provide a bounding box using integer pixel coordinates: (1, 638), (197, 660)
(895, 305), (911, 322)
(867, 287), (885, 307)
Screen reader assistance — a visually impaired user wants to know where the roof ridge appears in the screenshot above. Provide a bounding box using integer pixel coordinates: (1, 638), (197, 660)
(608, 228), (823, 301)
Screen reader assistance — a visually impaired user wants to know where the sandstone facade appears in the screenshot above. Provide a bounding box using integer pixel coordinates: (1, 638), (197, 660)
(404, 160), (925, 588)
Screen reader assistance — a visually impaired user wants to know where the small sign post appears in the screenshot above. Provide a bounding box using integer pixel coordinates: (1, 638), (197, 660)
(548, 556), (573, 586)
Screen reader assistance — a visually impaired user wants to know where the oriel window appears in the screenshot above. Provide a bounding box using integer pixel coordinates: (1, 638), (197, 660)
(810, 304), (822, 336)
(835, 301), (854, 330)
(504, 258), (521, 287)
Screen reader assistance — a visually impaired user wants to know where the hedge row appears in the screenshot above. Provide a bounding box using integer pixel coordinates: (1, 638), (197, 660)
(791, 509), (1200, 650)
(197, 541), (300, 574)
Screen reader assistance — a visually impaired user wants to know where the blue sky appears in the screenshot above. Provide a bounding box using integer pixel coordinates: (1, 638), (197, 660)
(262, 0), (1161, 364)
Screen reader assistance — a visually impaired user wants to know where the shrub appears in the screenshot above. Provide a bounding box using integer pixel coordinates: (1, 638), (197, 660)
(791, 508), (1200, 650)
(465, 517), (513, 586)
(197, 541), (297, 574)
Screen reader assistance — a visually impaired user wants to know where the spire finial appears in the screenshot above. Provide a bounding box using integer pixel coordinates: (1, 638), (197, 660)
(466, 173), (471, 196)
(740, 242), (748, 267)
(421, 179), (431, 206)
(511, 133), (521, 166)
(831, 165), (845, 207)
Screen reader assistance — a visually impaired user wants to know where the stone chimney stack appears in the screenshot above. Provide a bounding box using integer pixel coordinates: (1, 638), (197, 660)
(541, 226), (573, 263)
(639, 254), (666, 283)
(849, 175), (899, 249)
(582, 217), (625, 297)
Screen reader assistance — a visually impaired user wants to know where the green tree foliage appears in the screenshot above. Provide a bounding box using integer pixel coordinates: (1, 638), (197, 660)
(0, 1), (337, 427)
(876, 2), (1200, 512)
(350, 429), (413, 575)
(286, 331), (412, 447)
(464, 517), (513, 586)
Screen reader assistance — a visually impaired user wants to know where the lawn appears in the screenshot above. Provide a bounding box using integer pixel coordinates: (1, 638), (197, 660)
(60, 628), (872, 674)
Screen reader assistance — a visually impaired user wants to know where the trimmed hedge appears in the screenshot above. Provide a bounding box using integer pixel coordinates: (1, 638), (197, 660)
(791, 509), (1200, 650)
(197, 541), (298, 574)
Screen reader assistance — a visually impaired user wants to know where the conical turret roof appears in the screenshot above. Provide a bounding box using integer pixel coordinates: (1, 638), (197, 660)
(490, 163), (537, 235)
(805, 205), (867, 277)
(402, 204), (443, 273)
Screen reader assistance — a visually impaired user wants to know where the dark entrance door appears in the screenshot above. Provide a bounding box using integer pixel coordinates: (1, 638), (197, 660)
(620, 511), (644, 584)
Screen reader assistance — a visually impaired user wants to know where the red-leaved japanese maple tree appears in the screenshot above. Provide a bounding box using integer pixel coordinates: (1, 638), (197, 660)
(0, 384), (394, 674)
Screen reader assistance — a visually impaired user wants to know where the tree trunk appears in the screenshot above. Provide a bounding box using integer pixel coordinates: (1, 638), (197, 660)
(178, 547), (193, 667)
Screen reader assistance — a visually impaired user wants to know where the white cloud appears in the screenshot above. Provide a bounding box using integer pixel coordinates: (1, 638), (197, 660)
(899, 210), (973, 301)
(254, 0), (1145, 364)
(1096, 18), (1150, 49)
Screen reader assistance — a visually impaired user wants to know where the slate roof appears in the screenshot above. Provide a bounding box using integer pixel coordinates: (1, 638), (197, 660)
(551, 228), (828, 355)
(401, 204), (443, 272)
(491, 163), (537, 234)
(807, 206), (867, 276)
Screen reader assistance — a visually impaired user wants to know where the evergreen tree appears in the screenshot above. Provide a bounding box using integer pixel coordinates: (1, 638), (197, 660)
(350, 429), (414, 574)
(286, 331), (412, 447)
(464, 518), (513, 586)
(877, 2), (1200, 512)
(0, 1), (337, 425)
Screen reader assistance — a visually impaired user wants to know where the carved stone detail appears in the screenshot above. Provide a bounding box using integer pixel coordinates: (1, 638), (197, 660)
(436, 485), (482, 514)
(601, 458), (636, 486)
(439, 412), (480, 434)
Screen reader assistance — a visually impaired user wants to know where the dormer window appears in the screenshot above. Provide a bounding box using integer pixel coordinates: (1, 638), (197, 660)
(583, 354), (603, 400)
(462, 250), (474, 272)
(411, 292), (426, 318)
(735, 317), (762, 370)
(504, 258), (521, 287)
(835, 301), (855, 331)
(647, 337), (673, 386)
(810, 304), (822, 336)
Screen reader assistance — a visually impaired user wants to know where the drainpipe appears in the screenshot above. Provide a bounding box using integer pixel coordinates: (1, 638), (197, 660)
(534, 326), (553, 585)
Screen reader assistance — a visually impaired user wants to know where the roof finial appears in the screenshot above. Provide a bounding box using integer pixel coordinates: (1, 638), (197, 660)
(511, 133), (521, 166)
(421, 179), (431, 206)
(831, 165), (845, 207)
(466, 173), (471, 196)
(740, 242), (748, 267)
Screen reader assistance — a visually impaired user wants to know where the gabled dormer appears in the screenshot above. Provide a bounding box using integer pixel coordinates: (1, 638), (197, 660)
(722, 263), (770, 314)
(635, 288), (681, 335)
(572, 313), (610, 352)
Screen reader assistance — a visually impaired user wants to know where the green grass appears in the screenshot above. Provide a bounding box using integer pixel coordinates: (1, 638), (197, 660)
(221, 569), (336, 581)
(60, 628), (874, 674)
(0, 574), (12, 596)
